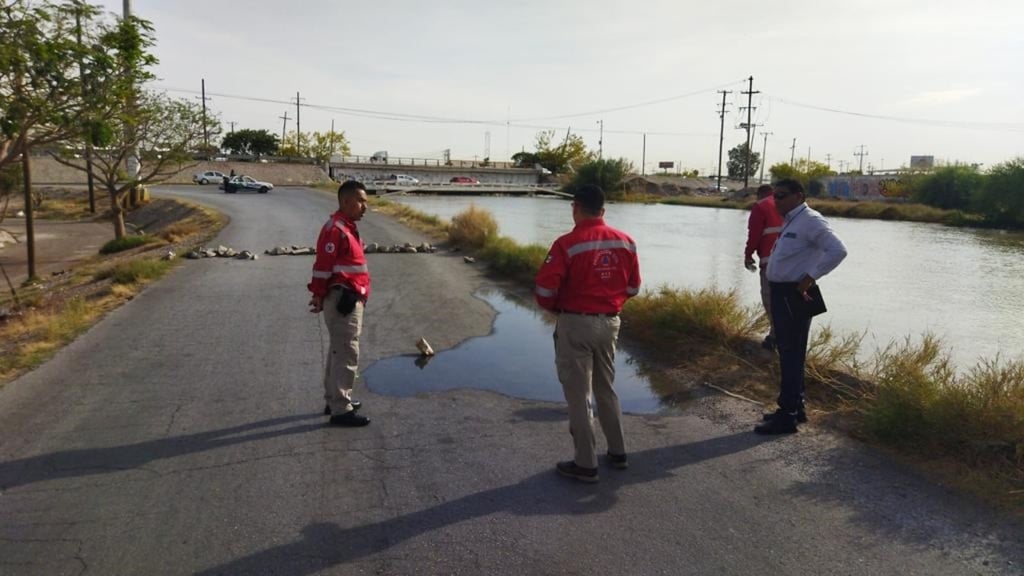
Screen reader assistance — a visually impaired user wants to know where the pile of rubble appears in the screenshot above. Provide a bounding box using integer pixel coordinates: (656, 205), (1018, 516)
(364, 242), (436, 254)
(265, 246), (316, 256)
(184, 245), (258, 260)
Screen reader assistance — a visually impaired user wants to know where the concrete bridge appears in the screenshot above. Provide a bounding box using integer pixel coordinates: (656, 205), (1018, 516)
(368, 183), (572, 198)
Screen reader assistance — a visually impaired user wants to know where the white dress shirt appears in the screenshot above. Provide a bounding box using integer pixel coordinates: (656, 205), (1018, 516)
(766, 203), (848, 282)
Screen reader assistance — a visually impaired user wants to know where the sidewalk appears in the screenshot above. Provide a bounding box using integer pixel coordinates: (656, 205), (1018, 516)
(0, 219), (113, 286)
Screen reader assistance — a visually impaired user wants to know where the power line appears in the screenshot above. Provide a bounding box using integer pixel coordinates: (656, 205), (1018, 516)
(771, 96), (1024, 132)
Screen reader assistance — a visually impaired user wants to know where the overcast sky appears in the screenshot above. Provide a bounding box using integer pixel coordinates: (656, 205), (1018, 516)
(94, 0), (1023, 174)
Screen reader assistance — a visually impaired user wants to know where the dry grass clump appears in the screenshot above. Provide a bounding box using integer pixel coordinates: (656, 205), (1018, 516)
(623, 286), (767, 348)
(448, 204), (498, 249)
(478, 236), (547, 285)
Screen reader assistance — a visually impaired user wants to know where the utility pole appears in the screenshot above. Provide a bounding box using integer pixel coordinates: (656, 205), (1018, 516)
(279, 111), (290, 147)
(807, 147), (811, 167)
(74, 7), (96, 213)
(329, 118), (335, 160)
(293, 91), (304, 155)
(197, 78), (210, 148)
(759, 131), (772, 184)
(825, 153), (832, 171)
(741, 76), (759, 189)
(228, 121), (237, 134)
(597, 119), (603, 160)
(789, 138), (797, 166)
(854, 145), (869, 173)
(716, 90), (731, 192)
(641, 133), (646, 177)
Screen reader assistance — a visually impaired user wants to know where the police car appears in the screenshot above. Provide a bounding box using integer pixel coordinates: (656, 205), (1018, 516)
(222, 175), (274, 194)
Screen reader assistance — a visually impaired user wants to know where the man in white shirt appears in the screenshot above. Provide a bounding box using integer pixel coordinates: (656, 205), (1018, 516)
(757, 179), (848, 435)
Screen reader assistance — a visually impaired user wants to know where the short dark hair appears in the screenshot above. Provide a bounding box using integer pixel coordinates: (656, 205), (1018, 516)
(756, 184), (774, 197)
(774, 178), (804, 197)
(337, 180), (366, 200)
(573, 184), (605, 215)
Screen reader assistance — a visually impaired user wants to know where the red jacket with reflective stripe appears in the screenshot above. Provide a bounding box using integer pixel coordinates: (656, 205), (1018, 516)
(534, 218), (641, 313)
(307, 211), (371, 301)
(745, 196), (783, 261)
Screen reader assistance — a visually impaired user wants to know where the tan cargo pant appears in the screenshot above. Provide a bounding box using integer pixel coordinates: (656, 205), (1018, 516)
(554, 313), (626, 469)
(322, 289), (363, 415)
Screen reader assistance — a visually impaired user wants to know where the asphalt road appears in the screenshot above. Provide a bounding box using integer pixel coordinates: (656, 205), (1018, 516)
(1, 185), (1021, 575)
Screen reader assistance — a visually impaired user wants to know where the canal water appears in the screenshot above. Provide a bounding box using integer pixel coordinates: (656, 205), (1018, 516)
(388, 195), (1024, 370)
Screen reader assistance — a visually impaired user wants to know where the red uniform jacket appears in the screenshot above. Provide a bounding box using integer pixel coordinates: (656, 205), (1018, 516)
(745, 196), (783, 261)
(534, 218), (641, 313)
(308, 211), (371, 301)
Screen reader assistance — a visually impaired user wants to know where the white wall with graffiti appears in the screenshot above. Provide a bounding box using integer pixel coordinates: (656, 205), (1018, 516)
(824, 175), (911, 199)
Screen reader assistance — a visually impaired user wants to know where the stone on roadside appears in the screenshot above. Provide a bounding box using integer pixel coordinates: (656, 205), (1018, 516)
(463, 256), (475, 264)
(186, 251), (201, 259)
(365, 243), (379, 253)
(162, 250), (175, 261)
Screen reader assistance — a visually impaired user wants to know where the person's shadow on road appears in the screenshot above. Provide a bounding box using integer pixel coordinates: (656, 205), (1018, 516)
(195, 431), (764, 575)
(0, 414), (322, 491)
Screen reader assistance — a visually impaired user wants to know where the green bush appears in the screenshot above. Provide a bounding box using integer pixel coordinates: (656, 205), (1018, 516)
(565, 158), (634, 199)
(909, 164), (982, 210)
(94, 259), (173, 284)
(99, 235), (159, 254)
(479, 236), (548, 285)
(973, 157), (1024, 226)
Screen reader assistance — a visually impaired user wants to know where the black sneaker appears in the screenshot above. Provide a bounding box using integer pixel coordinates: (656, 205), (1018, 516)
(324, 400), (361, 415)
(606, 452), (629, 470)
(754, 415), (798, 435)
(555, 461), (599, 483)
(328, 411), (370, 427)
(762, 408), (807, 423)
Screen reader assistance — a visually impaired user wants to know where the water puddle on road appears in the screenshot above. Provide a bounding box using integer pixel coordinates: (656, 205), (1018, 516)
(363, 290), (674, 414)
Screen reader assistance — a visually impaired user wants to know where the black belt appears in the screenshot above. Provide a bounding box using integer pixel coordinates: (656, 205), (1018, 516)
(559, 310), (619, 318)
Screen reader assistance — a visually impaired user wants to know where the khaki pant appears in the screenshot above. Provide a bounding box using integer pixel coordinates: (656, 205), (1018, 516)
(322, 289), (363, 414)
(554, 314), (626, 469)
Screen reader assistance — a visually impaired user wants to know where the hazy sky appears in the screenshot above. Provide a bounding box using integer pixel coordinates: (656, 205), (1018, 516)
(94, 0), (1023, 174)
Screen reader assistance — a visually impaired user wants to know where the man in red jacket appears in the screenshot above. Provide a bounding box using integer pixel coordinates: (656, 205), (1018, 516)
(745, 184), (784, 350)
(308, 180), (371, 427)
(535, 184), (641, 483)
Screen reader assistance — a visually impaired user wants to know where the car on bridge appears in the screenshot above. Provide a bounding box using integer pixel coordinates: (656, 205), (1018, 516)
(193, 170), (226, 185)
(222, 175), (273, 194)
(377, 174), (419, 185)
(449, 176), (480, 184)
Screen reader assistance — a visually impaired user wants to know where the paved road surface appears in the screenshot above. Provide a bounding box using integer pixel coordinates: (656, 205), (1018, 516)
(1, 185), (1021, 575)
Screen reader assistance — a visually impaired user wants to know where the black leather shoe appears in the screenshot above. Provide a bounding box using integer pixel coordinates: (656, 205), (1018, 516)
(754, 416), (798, 435)
(605, 452), (629, 470)
(556, 461), (599, 483)
(763, 408), (807, 423)
(328, 411), (370, 427)
(324, 400), (361, 416)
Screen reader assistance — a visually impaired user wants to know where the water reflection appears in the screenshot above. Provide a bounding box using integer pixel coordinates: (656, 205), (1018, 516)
(363, 290), (669, 414)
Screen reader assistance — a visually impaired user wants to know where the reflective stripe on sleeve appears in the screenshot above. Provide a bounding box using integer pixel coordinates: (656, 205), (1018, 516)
(535, 285), (556, 298)
(763, 226), (782, 235)
(626, 286), (639, 295)
(311, 270), (332, 279)
(333, 264), (368, 274)
(566, 239), (637, 258)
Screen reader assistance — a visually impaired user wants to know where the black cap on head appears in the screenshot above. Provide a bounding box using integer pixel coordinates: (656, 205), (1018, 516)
(573, 184), (605, 216)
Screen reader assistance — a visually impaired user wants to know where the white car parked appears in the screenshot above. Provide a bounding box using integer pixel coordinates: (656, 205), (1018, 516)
(193, 170), (225, 185)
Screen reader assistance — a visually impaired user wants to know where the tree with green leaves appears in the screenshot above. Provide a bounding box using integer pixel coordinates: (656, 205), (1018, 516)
(221, 128), (278, 157)
(280, 130), (350, 162)
(768, 160), (836, 196)
(972, 158), (1024, 225)
(726, 142), (760, 180)
(54, 92), (210, 239)
(565, 158), (634, 200)
(533, 130), (594, 174)
(909, 164), (982, 211)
